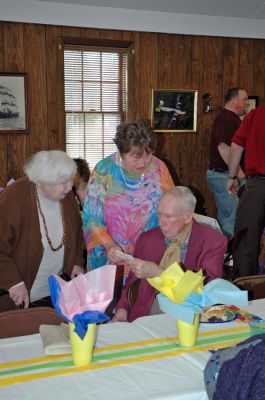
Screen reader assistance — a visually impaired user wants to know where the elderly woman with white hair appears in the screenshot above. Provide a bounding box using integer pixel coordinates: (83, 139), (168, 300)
(0, 150), (84, 312)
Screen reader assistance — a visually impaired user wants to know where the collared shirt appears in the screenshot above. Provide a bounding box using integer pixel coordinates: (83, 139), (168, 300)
(165, 238), (188, 264)
(232, 105), (265, 176)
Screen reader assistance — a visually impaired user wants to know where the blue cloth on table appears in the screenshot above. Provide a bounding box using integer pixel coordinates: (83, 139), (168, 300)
(158, 278), (248, 324)
(204, 334), (265, 400)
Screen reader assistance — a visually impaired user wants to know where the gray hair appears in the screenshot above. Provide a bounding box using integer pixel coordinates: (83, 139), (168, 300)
(161, 186), (197, 212)
(23, 150), (77, 185)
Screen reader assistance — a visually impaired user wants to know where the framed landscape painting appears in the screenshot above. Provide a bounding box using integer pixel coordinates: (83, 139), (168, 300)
(151, 89), (198, 132)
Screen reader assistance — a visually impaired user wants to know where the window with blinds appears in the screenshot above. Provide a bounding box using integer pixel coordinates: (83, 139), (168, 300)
(64, 46), (128, 170)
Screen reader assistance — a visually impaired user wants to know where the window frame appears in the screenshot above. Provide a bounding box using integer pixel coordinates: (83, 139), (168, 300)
(62, 42), (130, 170)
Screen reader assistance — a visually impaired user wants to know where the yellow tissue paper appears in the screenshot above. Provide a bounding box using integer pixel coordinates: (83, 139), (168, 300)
(147, 262), (204, 303)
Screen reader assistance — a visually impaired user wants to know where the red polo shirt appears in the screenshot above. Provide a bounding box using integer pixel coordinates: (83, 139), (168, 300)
(232, 105), (265, 176)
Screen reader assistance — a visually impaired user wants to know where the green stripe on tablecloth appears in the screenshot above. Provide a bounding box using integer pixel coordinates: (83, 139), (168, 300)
(0, 329), (250, 377)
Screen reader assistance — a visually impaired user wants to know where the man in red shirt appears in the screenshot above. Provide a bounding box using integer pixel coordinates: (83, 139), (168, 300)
(227, 105), (265, 276)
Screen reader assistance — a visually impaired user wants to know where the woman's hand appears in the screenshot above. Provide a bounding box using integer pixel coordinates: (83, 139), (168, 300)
(127, 258), (163, 279)
(106, 242), (128, 264)
(112, 308), (128, 322)
(70, 265), (84, 279)
(9, 283), (29, 308)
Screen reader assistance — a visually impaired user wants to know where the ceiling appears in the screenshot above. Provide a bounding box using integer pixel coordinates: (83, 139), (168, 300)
(37, 0), (265, 20)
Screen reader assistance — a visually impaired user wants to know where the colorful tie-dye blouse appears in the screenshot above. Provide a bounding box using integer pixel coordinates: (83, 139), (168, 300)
(83, 153), (174, 270)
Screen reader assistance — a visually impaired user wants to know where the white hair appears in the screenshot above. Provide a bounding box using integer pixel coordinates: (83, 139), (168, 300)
(23, 150), (77, 185)
(161, 186), (197, 212)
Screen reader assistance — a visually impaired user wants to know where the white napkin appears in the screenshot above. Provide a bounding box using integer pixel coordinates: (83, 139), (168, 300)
(39, 323), (71, 355)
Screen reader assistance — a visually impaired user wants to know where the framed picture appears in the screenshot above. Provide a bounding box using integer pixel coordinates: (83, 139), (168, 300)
(247, 95), (259, 113)
(240, 95), (259, 121)
(0, 73), (28, 134)
(151, 89), (198, 132)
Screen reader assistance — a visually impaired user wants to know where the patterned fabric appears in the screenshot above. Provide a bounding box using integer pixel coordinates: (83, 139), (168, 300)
(204, 334), (265, 400)
(83, 153), (174, 270)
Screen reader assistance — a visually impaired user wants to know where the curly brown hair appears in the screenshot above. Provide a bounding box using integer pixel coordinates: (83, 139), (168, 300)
(73, 158), (91, 183)
(113, 120), (157, 155)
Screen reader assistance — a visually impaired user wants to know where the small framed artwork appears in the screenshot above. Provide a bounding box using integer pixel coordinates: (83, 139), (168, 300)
(0, 73), (28, 134)
(247, 95), (259, 113)
(151, 89), (198, 132)
(240, 95), (259, 121)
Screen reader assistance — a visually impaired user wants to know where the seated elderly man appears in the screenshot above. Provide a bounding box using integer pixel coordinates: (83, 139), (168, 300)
(112, 186), (227, 322)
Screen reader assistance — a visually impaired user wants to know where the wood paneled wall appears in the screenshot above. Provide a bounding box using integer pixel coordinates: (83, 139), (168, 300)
(1, 21), (265, 216)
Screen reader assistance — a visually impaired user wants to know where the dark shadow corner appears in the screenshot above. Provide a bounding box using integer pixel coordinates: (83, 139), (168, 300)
(188, 185), (207, 216)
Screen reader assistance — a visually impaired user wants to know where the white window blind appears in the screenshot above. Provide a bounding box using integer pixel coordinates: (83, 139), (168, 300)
(64, 46), (128, 170)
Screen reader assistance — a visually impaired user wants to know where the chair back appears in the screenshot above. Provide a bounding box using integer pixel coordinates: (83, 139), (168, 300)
(0, 307), (64, 339)
(223, 227), (248, 281)
(193, 213), (222, 232)
(233, 275), (265, 300)
(104, 265), (124, 318)
(128, 280), (140, 311)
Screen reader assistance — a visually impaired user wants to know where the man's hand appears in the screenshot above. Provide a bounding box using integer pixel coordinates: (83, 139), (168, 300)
(227, 177), (240, 195)
(9, 283), (29, 308)
(127, 258), (163, 279)
(112, 308), (128, 322)
(70, 265), (84, 279)
(237, 168), (245, 180)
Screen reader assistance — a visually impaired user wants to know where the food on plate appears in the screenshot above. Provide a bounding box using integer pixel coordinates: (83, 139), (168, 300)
(200, 305), (235, 323)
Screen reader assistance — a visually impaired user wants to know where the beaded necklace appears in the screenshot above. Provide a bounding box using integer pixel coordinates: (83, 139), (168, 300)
(36, 187), (66, 252)
(116, 152), (145, 190)
(119, 168), (145, 189)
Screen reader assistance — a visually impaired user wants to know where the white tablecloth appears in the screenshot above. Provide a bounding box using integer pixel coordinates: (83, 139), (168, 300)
(1, 299), (264, 400)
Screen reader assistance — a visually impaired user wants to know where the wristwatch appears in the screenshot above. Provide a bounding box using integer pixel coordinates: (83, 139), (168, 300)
(228, 176), (237, 180)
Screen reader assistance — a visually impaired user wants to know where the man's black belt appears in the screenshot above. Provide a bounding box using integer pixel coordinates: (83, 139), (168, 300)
(209, 168), (228, 173)
(247, 174), (265, 179)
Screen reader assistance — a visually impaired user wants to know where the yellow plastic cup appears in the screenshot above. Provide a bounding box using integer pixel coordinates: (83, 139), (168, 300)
(69, 322), (96, 366)
(177, 313), (199, 347)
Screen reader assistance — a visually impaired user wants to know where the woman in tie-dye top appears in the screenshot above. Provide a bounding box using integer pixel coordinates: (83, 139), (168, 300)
(83, 120), (174, 271)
